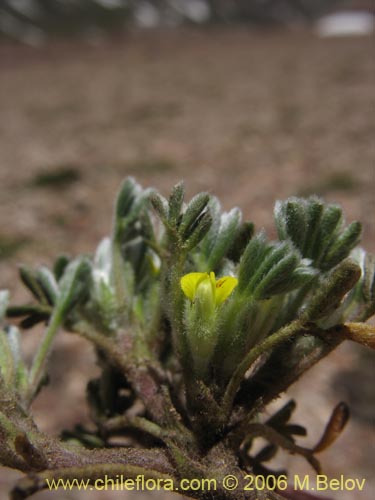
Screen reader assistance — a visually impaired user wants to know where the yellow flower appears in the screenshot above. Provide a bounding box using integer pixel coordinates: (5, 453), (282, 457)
(180, 272), (238, 307)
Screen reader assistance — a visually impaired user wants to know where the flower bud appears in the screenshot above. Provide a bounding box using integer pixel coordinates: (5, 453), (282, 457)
(180, 271), (238, 378)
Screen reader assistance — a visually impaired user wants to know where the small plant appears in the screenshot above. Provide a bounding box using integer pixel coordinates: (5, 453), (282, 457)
(0, 178), (374, 500)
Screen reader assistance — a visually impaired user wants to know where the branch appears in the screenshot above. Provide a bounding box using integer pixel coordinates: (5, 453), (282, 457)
(341, 322), (375, 349)
(236, 322), (374, 418)
(222, 320), (305, 417)
(71, 321), (180, 427)
(8, 430), (286, 500)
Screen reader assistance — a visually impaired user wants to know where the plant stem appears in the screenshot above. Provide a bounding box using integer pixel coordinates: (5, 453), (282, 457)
(343, 322), (375, 348)
(104, 415), (165, 439)
(26, 310), (62, 405)
(222, 319), (304, 417)
(72, 321), (185, 428)
(0, 410), (20, 437)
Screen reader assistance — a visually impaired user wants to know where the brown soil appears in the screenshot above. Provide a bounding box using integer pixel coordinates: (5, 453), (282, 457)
(0, 29), (374, 499)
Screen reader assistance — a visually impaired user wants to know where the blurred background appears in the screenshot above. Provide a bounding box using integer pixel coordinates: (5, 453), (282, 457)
(0, 1), (374, 499)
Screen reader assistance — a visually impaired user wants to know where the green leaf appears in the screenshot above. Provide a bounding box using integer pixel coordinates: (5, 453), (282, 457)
(254, 253), (299, 299)
(6, 305), (51, 318)
(20, 313), (49, 329)
(312, 204), (343, 266)
(200, 197), (222, 256)
(238, 232), (271, 293)
(139, 210), (156, 242)
(179, 193), (210, 239)
(362, 253), (375, 312)
(348, 250), (375, 321)
(36, 267), (59, 305)
(115, 177), (140, 219)
(0, 324), (27, 390)
(168, 181), (185, 226)
(184, 211), (213, 251)
(0, 290), (9, 322)
(94, 238), (112, 273)
(6, 326), (22, 367)
(53, 255), (70, 281)
(324, 222), (362, 269)
(303, 198), (324, 257)
(90, 276), (117, 332)
(246, 242), (292, 296)
(275, 199), (306, 250)
(226, 221), (254, 263)
(275, 266), (317, 294)
(150, 192), (169, 223)
(207, 208), (242, 270)
(302, 259), (361, 321)
(275, 197), (362, 273)
(19, 266), (46, 303)
(55, 258), (92, 320)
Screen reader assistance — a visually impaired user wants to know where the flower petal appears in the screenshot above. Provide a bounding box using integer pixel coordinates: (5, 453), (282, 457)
(180, 272), (208, 301)
(215, 276), (238, 305)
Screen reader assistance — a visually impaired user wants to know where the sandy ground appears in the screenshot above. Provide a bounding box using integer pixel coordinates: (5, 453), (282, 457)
(0, 29), (374, 499)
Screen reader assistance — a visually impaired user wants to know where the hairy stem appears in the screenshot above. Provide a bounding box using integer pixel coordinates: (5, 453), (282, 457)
(222, 320), (305, 417)
(72, 321), (190, 431)
(343, 322), (375, 348)
(25, 310), (62, 406)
